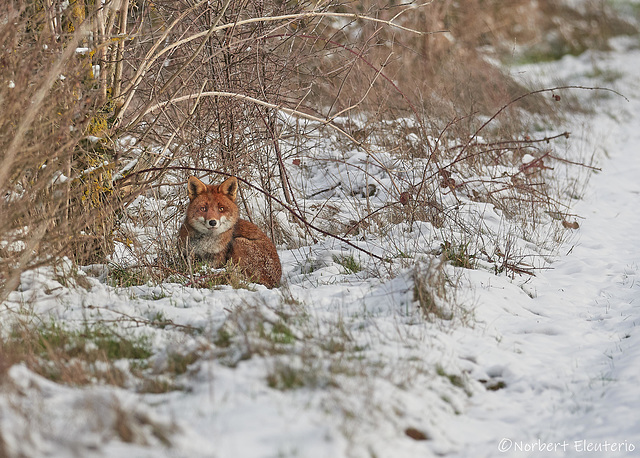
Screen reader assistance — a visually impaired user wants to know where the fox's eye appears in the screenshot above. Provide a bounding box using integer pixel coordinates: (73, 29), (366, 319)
(219, 206), (224, 212)
(200, 206), (206, 212)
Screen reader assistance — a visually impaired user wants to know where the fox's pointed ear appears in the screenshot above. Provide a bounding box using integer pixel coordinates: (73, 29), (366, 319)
(187, 176), (207, 201)
(220, 177), (238, 201)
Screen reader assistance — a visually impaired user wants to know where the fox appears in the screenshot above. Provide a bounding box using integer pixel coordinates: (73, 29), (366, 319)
(178, 175), (281, 288)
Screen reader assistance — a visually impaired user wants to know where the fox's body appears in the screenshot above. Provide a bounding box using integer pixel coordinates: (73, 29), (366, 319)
(178, 176), (281, 288)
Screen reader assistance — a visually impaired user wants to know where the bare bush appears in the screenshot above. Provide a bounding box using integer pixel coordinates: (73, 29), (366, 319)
(1, 0), (633, 300)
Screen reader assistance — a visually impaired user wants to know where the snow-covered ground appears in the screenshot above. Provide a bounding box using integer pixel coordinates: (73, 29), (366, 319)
(2, 32), (640, 458)
(446, 39), (640, 457)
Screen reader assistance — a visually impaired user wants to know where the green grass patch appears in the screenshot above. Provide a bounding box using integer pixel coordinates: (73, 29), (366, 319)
(214, 325), (234, 348)
(267, 363), (307, 390)
(108, 263), (153, 287)
(436, 365), (465, 389)
(441, 241), (475, 269)
(333, 254), (362, 274)
(258, 321), (297, 346)
(266, 360), (321, 390)
(513, 44), (587, 65)
(172, 260), (256, 290)
(36, 321), (152, 361)
(270, 322), (297, 345)
(165, 350), (201, 375)
(1, 320), (153, 387)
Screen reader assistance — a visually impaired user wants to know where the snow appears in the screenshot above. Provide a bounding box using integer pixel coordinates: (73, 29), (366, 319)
(2, 32), (640, 458)
(444, 40), (640, 457)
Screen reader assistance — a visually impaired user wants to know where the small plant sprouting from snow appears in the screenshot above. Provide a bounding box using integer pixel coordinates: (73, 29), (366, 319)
(333, 254), (362, 275)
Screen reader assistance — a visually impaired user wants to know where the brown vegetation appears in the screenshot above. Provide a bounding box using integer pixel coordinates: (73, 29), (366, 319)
(0, 0), (634, 299)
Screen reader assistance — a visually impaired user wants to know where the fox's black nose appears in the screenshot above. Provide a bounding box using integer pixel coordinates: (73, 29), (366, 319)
(209, 220), (218, 227)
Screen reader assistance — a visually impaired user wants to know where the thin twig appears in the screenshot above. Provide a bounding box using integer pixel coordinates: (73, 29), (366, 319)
(116, 7), (442, 128)
(115, 0), (211, 125)
(138, 90), (401, 195)
(85, 305), (200, 331)
(268, 33), (423, 122)
(452, 85), (628, 165)
(118, 0), (231, 128)
(129, 166), (388, 262)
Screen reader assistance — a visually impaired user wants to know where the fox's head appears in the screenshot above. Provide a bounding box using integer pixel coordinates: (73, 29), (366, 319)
(186, 176), (239, 235)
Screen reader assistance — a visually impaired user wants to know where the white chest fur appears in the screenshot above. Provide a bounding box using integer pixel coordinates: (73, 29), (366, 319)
(186, 232), (227, 255)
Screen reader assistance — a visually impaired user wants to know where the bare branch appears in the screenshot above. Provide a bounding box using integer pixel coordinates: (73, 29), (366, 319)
(137, 90), (402, 195)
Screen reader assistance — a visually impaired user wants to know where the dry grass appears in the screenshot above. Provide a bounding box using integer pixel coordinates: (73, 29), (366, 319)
(1, 0), (631, 283)
(0, 319), (143, 386)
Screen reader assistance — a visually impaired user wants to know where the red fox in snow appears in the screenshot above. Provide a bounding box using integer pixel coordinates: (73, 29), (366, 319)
(178, 176), (281, 288)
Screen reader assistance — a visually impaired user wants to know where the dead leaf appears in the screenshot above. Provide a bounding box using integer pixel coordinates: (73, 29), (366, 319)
(405, 427), (429, 441)
(562, 220), (579, 229)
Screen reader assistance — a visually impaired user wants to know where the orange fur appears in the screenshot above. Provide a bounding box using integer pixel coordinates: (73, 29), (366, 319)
(178, 176), (281, 288)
